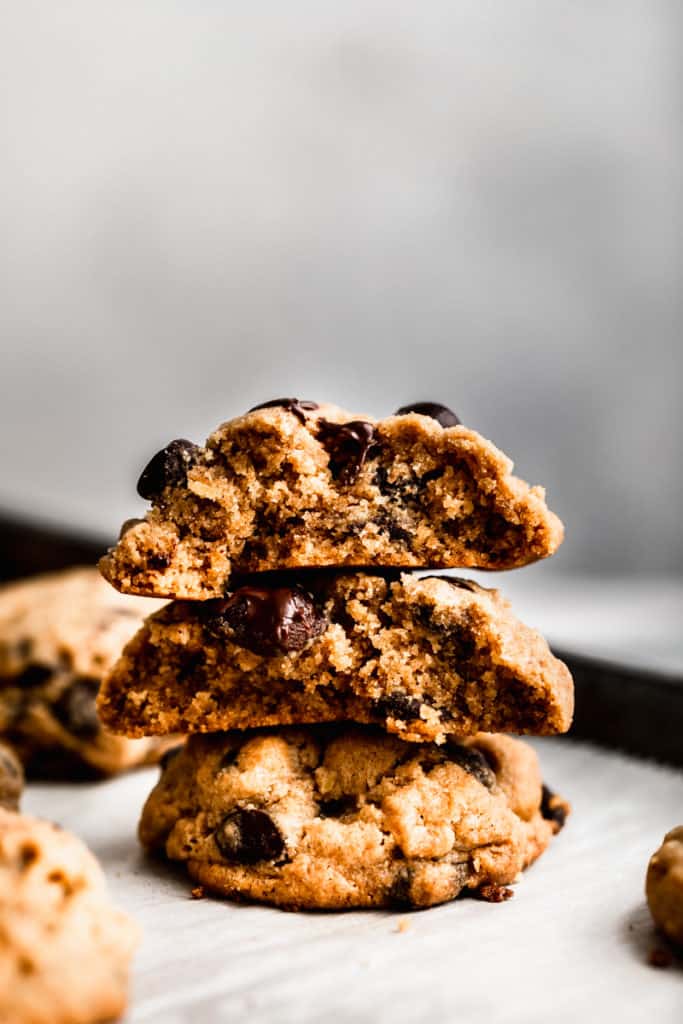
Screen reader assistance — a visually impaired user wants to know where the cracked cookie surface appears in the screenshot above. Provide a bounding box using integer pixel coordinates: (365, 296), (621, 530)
(0, 568), (173, 777)
(139, 725), (569, 910)
(0, 808), (138, 1024)
(100, 401), (564, 599)
(99, 572), (573, 743)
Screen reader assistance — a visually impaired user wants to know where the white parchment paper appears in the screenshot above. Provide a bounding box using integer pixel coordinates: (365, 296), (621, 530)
(21, 737), (683, 1023)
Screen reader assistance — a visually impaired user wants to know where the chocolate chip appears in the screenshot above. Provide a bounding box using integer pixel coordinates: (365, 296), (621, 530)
(389, 866), (416, 908)
(248, 398), (319, 424)
(136, 439), (200, 500)
(394, 402), (460, 427)
(202, 585), (327, 656)
(214, 808), (285, 863)
(16, 664), (53, 689)
(52, 678), (101, 739)
(541, 784), (567, 830)
(317, 796), (358, 819)
(447, 742), (496, 789)
(316, 419), (377, 485)
(373, 693), (423, 722)
(422, 575), (478, 593)
(159, 744), (184, 771)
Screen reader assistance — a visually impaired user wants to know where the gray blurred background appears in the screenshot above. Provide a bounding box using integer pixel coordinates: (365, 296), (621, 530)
(1, 1), (681, 575)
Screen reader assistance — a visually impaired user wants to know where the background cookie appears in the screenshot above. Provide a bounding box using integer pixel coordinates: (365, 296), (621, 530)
(0, 567), (173, 777)
(647, 826), (683, 946)
(0, 808), (138, 1024)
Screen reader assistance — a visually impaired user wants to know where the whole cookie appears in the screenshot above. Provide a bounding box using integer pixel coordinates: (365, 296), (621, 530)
(0, 567), (174, 777)
(100, 400), (564, 599)
(140, 725), (569, 911)
(100, 572), (573, 744)
(647, 826), (683, 945)
(0, 741), (24, 810)
(0, 808), (138, 1024)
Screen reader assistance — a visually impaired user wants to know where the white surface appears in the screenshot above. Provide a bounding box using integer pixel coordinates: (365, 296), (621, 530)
(21, 737), (683, 1024)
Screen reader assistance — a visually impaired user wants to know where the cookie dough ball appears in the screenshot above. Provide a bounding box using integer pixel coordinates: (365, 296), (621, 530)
(646, 826), (683, 946)
(0, 808), (138, 1024)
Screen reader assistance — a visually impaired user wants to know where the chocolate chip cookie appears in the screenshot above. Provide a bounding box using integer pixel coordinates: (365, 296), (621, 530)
(647, 826), (683, 946)
(139, 725), (569, 910)
(0, 568), (174, 777)
(0, 808), (138, 1024)
(99, 572), (573, 743)
(100, 400), (564, 599)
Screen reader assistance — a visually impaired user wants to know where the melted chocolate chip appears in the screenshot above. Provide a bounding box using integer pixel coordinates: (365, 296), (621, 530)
(52, 678), (101, 739)
(316, 419), (377, 485)
(541, 784), (567, 830)
(159, 744), (184, 771)
(136, 439), (200, 500)
(16, 665), (53, 689)
(423, 575), (478, 593)
(202, 586), (327, 657)
(373, 693), (423, 722)
(248, 398), (319, 424)
(447, 742), (496, 789)
(394, 402), (460, 427)
(214, 808), (285, 863)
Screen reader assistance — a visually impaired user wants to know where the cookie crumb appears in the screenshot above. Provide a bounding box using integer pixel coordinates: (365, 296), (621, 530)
(648, 946), (673, 969)
(190, 885), (206, 900)
(475, 884), (514, 903)
(395, 918), (410, 934)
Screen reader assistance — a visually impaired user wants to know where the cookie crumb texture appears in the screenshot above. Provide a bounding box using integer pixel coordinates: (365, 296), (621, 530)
(0, 568), (172, 777)
(99, 573), (573, 743)
(100, 403), (564, 599)
(0, 808), (137, 1024)
(647, 826), (683, 946)
(139, 726), (568, 911)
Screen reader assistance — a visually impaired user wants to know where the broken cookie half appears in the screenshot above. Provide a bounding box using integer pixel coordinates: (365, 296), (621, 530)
(100, 400), (564, 600)
(98, 572), (573, 744)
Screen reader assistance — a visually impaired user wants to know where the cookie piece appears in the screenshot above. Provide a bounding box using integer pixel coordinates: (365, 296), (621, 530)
(139, 725), (569, 911)
(0, 808), (137, 1024)
(0, 742), (24, 811)
(0, 568), (174, 777)
(99, 573), (573, 743)
(647, 826), (683, 946)
(99, 401), (564, 599)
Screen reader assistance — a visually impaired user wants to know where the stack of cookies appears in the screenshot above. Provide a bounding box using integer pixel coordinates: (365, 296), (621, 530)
(98, 399), (573, 911)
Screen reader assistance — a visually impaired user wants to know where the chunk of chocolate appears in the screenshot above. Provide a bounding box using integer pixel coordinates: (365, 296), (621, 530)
(541, 784), (568, 830)
(214, 808), (285, 863)
(317, 796), (358, 819)
(316, 419), (377, 485)
(423, 575), (478, 593)
(374, 693), (423, 722)
(447, 742), (496, 789)
(394, 402), (460, 427)
(136, 439), (200, 500)
(248, 398), (319, 424)
(202, 585), (327, 656)
(52, 678), (101, 739)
